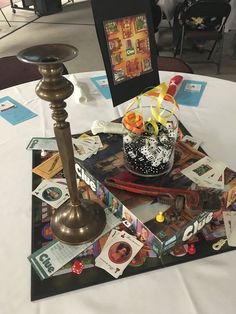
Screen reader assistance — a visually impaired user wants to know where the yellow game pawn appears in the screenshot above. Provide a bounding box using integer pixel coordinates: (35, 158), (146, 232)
(155, 211), (165, 223)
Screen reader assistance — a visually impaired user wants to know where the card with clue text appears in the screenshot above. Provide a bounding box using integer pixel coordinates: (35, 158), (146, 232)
(32, 180), (69, 209)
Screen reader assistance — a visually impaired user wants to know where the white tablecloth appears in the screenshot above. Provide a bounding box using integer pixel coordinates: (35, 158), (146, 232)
(1, 71), (236, 314)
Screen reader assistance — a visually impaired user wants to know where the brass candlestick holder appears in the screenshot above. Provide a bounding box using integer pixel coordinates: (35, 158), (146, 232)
(17, 44), (106, 245)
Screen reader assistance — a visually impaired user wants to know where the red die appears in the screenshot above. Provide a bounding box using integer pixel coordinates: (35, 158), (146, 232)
(72, 260), (84, 275)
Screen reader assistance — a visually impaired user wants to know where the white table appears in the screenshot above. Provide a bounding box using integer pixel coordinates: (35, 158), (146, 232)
(1, 70), (236, 314)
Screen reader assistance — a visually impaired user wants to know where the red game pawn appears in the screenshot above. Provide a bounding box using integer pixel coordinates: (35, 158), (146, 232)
(72, 260), (84, 275)
(187, 244), (196, 255)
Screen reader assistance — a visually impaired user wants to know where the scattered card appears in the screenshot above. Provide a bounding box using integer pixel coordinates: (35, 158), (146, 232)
(223, 211), (232, 240)
(228, 212), (236, 246)
(32, 153), (62, 179)
(181, 156), (226, 189)
(0, 96), (37, 125)
(26, 137), (58, 151)
(223, 211), (236, 246)
(181, 135), (202, 150)
(201, 172), (225, 190)
(72, 134), (102, 161)
(175, 80), (207, 107)
(95, 230), (143, 278)
(32, 180), (70, 209)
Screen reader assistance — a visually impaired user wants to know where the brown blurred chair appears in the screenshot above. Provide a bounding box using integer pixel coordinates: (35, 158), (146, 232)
(0, 55), (69, 90)
(158, 56), (194, 73)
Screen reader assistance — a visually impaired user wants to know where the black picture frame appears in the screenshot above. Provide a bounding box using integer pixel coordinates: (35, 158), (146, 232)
(91, 0), (160, 106)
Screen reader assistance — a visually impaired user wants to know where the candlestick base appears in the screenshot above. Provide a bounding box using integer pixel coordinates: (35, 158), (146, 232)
(50, 199), (106, 245)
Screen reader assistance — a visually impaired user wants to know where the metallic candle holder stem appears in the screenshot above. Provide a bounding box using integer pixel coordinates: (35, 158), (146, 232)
(17, 44), (106, 245)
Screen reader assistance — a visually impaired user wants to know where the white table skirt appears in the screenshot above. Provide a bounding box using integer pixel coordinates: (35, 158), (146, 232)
(0, 70), (236, 314)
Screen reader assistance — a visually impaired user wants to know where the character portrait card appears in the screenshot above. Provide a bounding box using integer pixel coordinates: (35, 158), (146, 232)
(122, 206), (137, 232)
(32, 180), (70, 209)
(136, 220), (153, 244)
(108, 194), (123, 217)
(227, 186), (236, 208)
(95, 229), (143, 278)
(91, 0), (160, 106)
(96, 182), (110, 205)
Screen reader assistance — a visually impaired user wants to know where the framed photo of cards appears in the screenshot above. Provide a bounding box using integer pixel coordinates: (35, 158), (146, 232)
(91, 0), (160, 106)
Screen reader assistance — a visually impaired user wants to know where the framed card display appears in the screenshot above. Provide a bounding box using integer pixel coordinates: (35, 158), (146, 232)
(91, 0), (160, 106)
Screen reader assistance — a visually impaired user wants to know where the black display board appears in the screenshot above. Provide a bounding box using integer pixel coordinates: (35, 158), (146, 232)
(91, 0), (160, 106)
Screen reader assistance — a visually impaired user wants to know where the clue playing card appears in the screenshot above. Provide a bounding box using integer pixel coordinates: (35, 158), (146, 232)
(72, 135), (102, 161)
(32, 153), (62, 179)
(32, 180), (70, 209)
(226, 186), (236, 207)
(95, 230), (143, 278)
(181, 156), (226, 189)
(0, 96), (37, 125)
(181, 135), (202, 150)
(223, 211), (236, 247)
(175, 80), (207, 107)
(26, 137), (58, 151)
